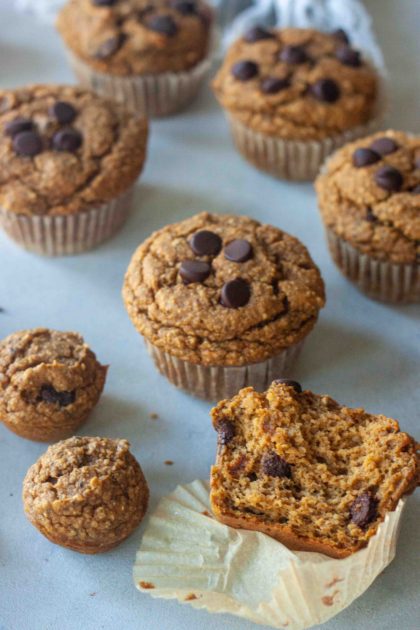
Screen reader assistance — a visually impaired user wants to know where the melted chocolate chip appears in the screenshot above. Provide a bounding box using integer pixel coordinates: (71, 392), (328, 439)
(261, 451), (292, 478)
(350, 492), (378, 528)
(279, 45), (308, 64)
(231, 60), (259, 81)
(40, 385), (76, 408)
(216, 419), (235, 445)
(243, 26), (274, 43)
(366, 207), (377, 222)
(332, 28), (350, 45)
(190, 230), (222, 256)
(52, 128), (83, 153)
(170, 0), (197, 15)
(221, 278), (251, 308)
(273, 379), (302, 393)
(352, 148), (380, 168)
(92, 0), (118, 5)
(261, 76), (290, 94)
(95, 33), (126, 58)
(224, 239), (253, 263)
(13, 130), (43, 157)
(146, 15), (178, 36)
(369, 137), (399, 156)
(50, 101), (77, 125)
(374, 166), (403, 192)
(336, 46), (361, 67)
(179, 260), (211, 283)
(310, 78), (340, 103)
(4, 117), (35, 138)
(248, 472), (257, 482)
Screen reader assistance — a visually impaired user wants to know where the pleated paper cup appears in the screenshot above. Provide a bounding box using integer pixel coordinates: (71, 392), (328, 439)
(134, 480), (407, 630)
(326, 228), (420, 304)
(0, 187), (133, 256)
(144, 339), (304, 400)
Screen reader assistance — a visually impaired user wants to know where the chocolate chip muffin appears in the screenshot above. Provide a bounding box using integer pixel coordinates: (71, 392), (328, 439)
(123, 212), (325, 400)
(0, 84), (148, 255)
(213, 27), (380, 180)
(316, 130), (420, 303)
(23, 436), (149, 553)
(0, 328), (107, 442)
(210, 381), (419, 559)
(57, 0), (214, 116)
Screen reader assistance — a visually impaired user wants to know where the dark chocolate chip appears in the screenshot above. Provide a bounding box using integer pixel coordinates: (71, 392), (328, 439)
(170, 0), (197, 15)
(261, 451), (292, 478)
(350, 492), (378, 528)
(50, 101), (77, 125)
(273, 379), (302, 393)
(352, 148), (380, 168)
(190, 230), (222, 256)
(92, 0), (118, 5)
(366, 207), (377, 222)
(52, 128), (83, 153)
(13, 130), (43, 157)
(146, 15), (178, 36)
(40, 385), (76, 408)
(4, 117), (35, 138)
(95, 33), (126, 59)
(279, 45), (308, 64)
(248, 472), (257, 482)
(374, 166), (403, 192)
(411, 184), (420, 194)
(243, 26), (274, 43)
(336, 46), (361, 67)
(261, 76), (290, 94)
(179, 260), (211, 284)
(310, 78), (341, 103)
(332, 28), (350, 45)
(231, 60), (259, 81)
(216, 419), (235, 445)
(224, 239), (253, 263)
(221, 278), (251, 308)
(369, 137), (399, 156)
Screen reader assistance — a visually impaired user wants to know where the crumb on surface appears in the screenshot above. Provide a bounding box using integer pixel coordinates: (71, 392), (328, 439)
(139, 581), (155, 589)
(325, 577), (344, 589)
(322, 591), (340, 606)
(184, 593), (198, 601)
(164, 460), (174, 466)
(201, 510), (212, 517)
(149, 413), (159, 420)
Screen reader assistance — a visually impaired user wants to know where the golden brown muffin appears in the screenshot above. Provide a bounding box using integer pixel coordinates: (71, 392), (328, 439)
(23, 437), (149, 553)
(0, 328), (107, 442)
(210, 381), (419, 559)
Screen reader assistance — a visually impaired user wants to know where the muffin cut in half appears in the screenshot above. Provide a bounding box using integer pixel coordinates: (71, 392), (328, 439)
(210, 381), (419, 558)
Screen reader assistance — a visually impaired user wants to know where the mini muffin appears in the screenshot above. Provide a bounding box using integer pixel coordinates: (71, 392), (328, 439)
(316, 130), (420, 303)
(57, 0), (214, 117)
(213, 27), (380, 180)
(210, 380), (419, 559)
(123, 212), (325, 400)
(23, 436), (149, 553)
(0, 328), (107, 442)
(0, 84), (148, 255)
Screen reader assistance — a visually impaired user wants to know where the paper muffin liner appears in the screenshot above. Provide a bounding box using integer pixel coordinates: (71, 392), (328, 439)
(326, 228), (420, 304)
(144, 339), (304, 400)
(134, 480), (406, 630)
(0, 187), (133, 256)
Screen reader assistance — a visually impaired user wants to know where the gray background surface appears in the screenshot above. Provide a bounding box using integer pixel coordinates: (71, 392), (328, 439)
(0, 1), (419, 629)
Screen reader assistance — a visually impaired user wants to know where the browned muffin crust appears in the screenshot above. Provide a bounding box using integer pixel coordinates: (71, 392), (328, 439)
(213, 28), (378, 140)
(23, 437), (149, 553)
(0, 328), (107, 442)
(0, 84), (148, 216)
(123, 212), (325, 366)
(316, 130), (420, 264)
(210, 382), (419, 559)
(57, 0), (213, 76)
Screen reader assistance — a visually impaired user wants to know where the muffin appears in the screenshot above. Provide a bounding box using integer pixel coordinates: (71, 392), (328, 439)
(213, 27), (380, 180)
(123, 212), (325, 400)
(0, 84), (148, 255)
(23, 436), (149, 553)
(316, 130), (420, 303)
(0, 328), (107, 442)
(57, 0), (214, 117)
(210, 380), (419, 559)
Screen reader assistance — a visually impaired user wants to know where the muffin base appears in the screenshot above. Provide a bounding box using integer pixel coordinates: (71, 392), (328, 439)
(144, 339), (304, 400)
(326, 228), (420, 303)
(1, 414), (89, 443)
(0, 187), (133, 256)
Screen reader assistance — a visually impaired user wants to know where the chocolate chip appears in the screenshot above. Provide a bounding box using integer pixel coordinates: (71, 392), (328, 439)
(279, 45), (308, 64)
(50, 101), (77, 125)
(40, 385), (76, 408)
(52, 128), (83, 153)
(411, 184), (420, 194)
(179, 260), (211, 284)
(190, 230), (222, 256)
(273, 379), (302, 393)
(350, 492), (378, 528)
(231, 60), (259, 81)
(92, 0), (117, 5)
(224, 239), (253, 263)
(170, 0), (197, 15)
(221, 278), (251, 308)
(146, 15), (178, 36)
(374, 166), (403, 192)
(310, 78), (341, 103)
(366, 207), (377, 222)
(261, 451), (292, 478)
(261, 76), (290, 94)
(4, 117), (35, 138)
(13, 130), (43, 157)
(352, 148), (380, 168)
(369, 137), (399, 156)
(216, 419), (235, 445)
(95, 33), (126, 58)
(248, 472), (257, 481)
(243, 26), (274, 43)
(332, 28), (350, 45)
(336, 46), (361, 67)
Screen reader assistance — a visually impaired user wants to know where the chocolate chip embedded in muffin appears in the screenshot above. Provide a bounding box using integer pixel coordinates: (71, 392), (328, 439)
(50, 101), (77, 124)
(352, 147), (380, 168)
(231, 60), (259, 81)
(310, 78), (341, 103)
(369, 137), (399, 156)
(260, 77), (290, 94)
(216, 419), (235, 445)
(39, 385), (76, 408)
(221, 278), (251, 308)
(12, 130), (43, 157)
(243, 26), (275, 43)
(374, 165), (403, 192)
(224, 239), (253, 263)
(180, 260), (211, 283)
(261, 451), (292, 478)
(273, 378), (302, 393)
(52, 127), (83, 153)
(335, 46), (361, 67)
(279, 45), (308, 64)
(350, 492), (378, 529)
(4, 117), (35, 137)
(190, 230), (222, 256)
(146, 14), (178, 37)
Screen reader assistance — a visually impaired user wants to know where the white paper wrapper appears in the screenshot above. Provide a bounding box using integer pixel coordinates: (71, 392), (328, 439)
(326, 228), (420, 304)
(0, 187), (133, 256)
(144, 339), (304, 400)
(134, 480), (406, 630)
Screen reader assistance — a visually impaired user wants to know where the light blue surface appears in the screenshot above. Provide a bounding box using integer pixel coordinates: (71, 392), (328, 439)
(0, 2), (419, 630)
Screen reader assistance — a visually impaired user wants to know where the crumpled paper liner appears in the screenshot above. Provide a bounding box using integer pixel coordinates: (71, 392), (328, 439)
(0, 187), (133, 256)
(326, 228), (420, 304)
(134, 480), (406, 630)
(144, 339), (304, 400)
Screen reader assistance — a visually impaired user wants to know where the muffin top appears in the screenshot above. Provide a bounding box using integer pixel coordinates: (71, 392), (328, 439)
(0, 84), (148, 216)
(213, 27), (378, 140)
(123, 212), (325, 366)
(316, 130), (420, 264)
(57, 0), (213, 76)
